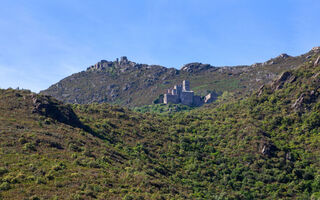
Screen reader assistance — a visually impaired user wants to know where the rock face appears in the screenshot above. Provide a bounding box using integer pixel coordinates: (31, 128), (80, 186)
(204, 92), (218, 103)
(260, 142), (276, 157)
(30, 94), (83, 128)
(87, 60), (114, 71)
(312, 46), (320, 52)
(314, 56), (320, 67)
(180, 63), (214, 73)
(291, 90), (318, 111)
(272, 71), (296, 91)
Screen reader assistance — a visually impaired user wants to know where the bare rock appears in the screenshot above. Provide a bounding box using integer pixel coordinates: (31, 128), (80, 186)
(312, 46), (320, 52)
(279, 53), (290, 58)
(257, 85), (265, 97)
(87, 60), (113, 71)
(314, 56), (320, 67)
(180, 63), (213, 73)
(292, 90), (318, 111)
(260, 143), (276, 156)
(272, 71), (296, 90)
(204, 92), (218, 103)
(292, 94), (305, 111)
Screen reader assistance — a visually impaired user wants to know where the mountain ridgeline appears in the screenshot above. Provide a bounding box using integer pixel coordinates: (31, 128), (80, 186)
(41, 48), (320, 106)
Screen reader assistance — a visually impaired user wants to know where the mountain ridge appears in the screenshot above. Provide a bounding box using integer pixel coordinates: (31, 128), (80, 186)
(41, 48), (320, 107)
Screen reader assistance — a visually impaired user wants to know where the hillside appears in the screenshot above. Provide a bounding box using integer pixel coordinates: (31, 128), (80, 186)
(40, 48), (320, 106)
(1, 52), (320, 199)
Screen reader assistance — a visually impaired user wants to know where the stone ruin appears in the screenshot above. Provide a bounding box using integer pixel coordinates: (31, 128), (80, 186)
(163, 80), (216, 107)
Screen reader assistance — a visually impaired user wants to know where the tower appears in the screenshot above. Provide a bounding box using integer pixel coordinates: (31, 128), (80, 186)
(182, 80), (190, 91)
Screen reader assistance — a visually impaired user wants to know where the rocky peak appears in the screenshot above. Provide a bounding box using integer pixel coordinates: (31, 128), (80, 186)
(87, 56), (138, 71)
(116, 56), (137, 68)
(278, 53), (290, 59)
(180, 62), (213, 73)
(263, 53), (291, 66)
(87, 60), (114, 71)
(119, 56), (129, 64)
(311, 46), (320, 52)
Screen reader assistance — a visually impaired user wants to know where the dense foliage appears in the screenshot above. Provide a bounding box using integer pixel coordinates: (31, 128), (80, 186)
(134, 103), (194, 114)
(0, 54), (320, 199)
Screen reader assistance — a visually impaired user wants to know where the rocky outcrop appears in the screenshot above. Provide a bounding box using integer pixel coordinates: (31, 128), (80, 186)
(271, 71), (296, 91)
(314, 56), (320, 67)
(87, 60), (114, 71)
(87, 56), (137, 72)
(257, 85), (265, 97)
(31, 94), (83, 128)
(260, 142), (276, 157)
(262, 53), (291, 66)
(204, 92), (218, 103)
(180, 63), (213, 73)
(278, 53), (290, 59)
(291, 90), (318, 111)
(311, 46), (320, 52)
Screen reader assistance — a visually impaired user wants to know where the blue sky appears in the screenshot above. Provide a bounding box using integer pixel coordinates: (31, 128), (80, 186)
(0, 0), (320, 92)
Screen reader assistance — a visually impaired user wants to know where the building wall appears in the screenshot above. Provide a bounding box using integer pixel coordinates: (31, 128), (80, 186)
(164, 94), (180, 104)
(183, 80), (190, 91)
(174, 85), (182, 97)
(180, 91), (194, 106)
(193, 95), (204, 107)
(204, 93), (218, 103)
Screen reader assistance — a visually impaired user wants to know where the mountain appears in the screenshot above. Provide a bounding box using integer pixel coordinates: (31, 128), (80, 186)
(40, 48), (320, 107)
(1, 51), (320, 199)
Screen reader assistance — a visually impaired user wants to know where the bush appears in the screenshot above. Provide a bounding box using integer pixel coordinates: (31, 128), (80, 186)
(0, 167), (8, 176)
(23, 143), (36, 151)
(311, 192), (320, 200)
(0, 182), (10, 191)
(123, 194), (134, 200)
(29, 196), (41, 200)
(68, 143), (81, 152)
(52, 162), (66, 171)
(18, 137), (27, 144)
(35, 177), (47, 184)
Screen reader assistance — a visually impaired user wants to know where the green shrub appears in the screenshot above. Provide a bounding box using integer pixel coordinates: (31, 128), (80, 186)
(52, 162), (66, 171)
(0, 167), (8, 176)
(123, 194), (134, 200)
(23, 143), (36, 151)
(35, 177), (47, 184)
(311, 192), (320, 200)
(29, 195), (41, 200)
(18, 137), (27, 144)
(68, 143), (81, 152)
(0, 182), (10, 191)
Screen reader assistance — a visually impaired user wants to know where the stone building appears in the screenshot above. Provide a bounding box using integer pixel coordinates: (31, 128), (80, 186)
(163, 80), (204, 106)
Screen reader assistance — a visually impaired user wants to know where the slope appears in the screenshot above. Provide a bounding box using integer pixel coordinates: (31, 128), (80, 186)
(1, 52), (320, 199)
